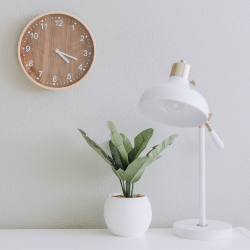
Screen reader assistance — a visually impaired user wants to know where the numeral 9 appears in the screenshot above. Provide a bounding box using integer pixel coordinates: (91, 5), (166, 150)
(26, 46), (30, 52)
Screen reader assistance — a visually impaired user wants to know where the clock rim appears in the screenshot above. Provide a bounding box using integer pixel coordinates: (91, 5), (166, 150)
(17, 11), (96, 90)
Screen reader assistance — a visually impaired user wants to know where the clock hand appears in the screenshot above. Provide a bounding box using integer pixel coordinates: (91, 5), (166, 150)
(56, 49), (78, 61)
(58, 53), (70, 63)
(55, 49), (70, 63)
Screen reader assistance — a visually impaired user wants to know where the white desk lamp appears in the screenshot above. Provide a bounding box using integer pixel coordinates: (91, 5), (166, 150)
(138, 60), (232, 240)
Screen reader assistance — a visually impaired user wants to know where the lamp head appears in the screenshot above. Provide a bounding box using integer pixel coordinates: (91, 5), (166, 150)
(138, 60), (209, 128)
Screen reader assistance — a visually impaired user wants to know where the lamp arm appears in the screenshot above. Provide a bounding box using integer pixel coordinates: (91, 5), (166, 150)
(205, 123), (224, 150)
(209, 130), (224, 150)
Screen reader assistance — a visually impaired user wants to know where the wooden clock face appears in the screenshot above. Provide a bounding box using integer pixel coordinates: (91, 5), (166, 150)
(17, 12), (95, 90)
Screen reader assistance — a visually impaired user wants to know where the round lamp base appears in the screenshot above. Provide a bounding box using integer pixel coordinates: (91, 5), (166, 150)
(173, 219), (232, 241)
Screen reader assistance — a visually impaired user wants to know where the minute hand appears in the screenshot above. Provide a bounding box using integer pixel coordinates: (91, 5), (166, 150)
(58, 50), (78, 60)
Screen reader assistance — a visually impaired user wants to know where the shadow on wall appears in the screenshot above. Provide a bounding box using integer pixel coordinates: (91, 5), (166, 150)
(47, 195), (106, 229)
(5, 131), (110, 229)
(0, 15), (46, 92)
(33, 133), (108, 227)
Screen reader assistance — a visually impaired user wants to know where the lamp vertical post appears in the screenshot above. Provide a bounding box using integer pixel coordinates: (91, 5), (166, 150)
(199, 125), (206, 227)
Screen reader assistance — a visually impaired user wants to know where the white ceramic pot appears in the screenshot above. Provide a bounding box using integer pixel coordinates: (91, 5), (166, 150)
(104, 193), (152, 237)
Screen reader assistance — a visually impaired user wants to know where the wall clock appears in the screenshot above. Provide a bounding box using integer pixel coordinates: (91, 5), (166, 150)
(17, 11), (95, 90)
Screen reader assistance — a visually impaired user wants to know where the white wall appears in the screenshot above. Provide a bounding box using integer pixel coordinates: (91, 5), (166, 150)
(0, 0), (249, 229)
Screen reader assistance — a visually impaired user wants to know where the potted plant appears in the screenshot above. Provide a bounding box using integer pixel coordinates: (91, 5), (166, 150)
(79, 121), (178, 237)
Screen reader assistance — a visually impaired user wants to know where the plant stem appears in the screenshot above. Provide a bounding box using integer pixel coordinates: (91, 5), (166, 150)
(126, 181), (130, 197)
(119, 179), (125, 195)
(131, 183), (134, 197)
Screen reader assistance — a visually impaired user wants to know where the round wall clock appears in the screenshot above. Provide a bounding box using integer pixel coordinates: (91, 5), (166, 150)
(17, 11), (95, 90)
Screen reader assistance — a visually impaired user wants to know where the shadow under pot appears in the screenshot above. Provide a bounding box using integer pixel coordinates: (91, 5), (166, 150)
(104, 193), (152, 237)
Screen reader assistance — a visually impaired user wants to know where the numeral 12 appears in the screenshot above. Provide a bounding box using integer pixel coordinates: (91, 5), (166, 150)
(55, 20), (63, 26)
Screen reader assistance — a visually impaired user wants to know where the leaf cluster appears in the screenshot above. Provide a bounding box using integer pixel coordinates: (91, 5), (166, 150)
(79, 121), (178, 196)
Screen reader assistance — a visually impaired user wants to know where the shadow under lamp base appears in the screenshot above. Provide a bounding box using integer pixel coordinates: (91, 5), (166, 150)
(173, 219), (232, 241)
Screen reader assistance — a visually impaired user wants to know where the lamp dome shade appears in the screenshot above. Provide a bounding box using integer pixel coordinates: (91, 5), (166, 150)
(138, 76), (209, 128)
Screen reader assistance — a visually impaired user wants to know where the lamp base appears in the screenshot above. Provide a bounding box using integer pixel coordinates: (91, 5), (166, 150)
(173, 219), (232, 241)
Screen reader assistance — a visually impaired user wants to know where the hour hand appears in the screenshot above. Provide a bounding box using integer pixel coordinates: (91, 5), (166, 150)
(55, 49), (70, 63)
(56, 49), (78, 61)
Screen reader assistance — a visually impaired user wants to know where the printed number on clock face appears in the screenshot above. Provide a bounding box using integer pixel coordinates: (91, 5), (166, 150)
(18, 12), (95, 89)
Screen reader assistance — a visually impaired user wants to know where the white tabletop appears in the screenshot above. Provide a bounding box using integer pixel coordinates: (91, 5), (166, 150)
(0, 228), (250, 249)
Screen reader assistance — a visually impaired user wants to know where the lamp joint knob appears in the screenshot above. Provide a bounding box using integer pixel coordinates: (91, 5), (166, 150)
(190, 80), (196, 86)
(170, 61), (191, 80)
(204, 113), (213, 131)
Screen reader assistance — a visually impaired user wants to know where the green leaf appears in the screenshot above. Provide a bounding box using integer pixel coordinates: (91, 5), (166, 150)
(123, 134), (178, 183)
(78, 129), (115, 168)
(146, 145), (158, 156)
(109, 140), (124, 170)
(147, 134), (178, 159)
(123, 156), (160, 183)
(128, 128), (154, 162)
(113, 168), (125, 181)
(107, 121), (129, 166)
(120, 133), (133, 154)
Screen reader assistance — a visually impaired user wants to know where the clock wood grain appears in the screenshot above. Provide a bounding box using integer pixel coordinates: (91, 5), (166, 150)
(17, 12), (95, 90)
